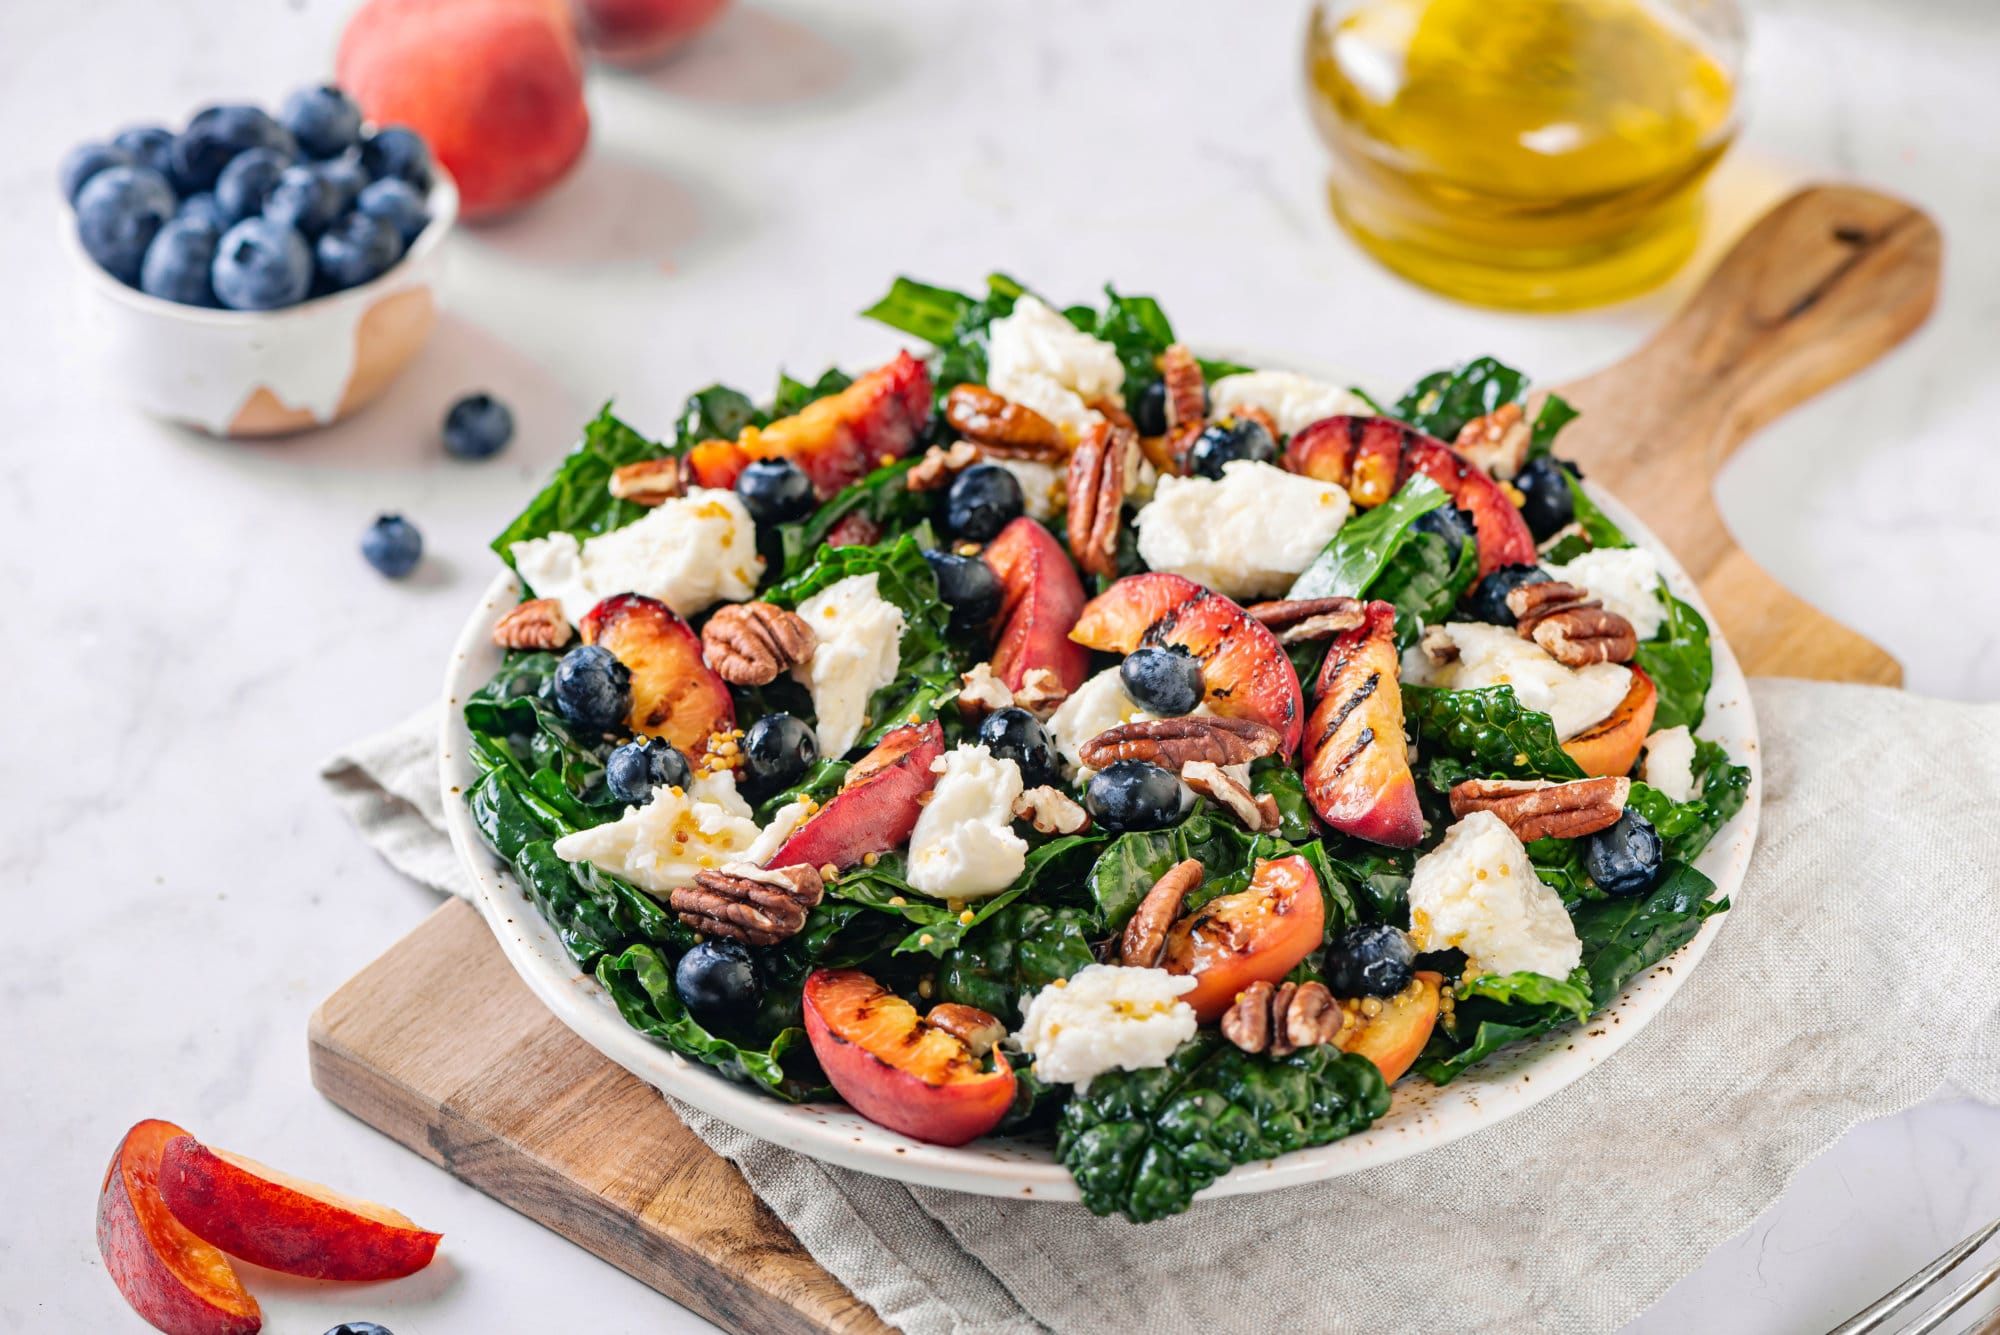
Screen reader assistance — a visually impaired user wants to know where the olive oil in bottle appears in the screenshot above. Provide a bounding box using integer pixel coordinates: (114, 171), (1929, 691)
(1305, 0), (1742, 310)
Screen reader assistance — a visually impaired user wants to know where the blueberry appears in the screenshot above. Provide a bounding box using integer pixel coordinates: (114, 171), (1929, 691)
(140, 218), (221, 307)
(741, 712), (818, 795)
(1465, 563), (1552, 626)
(114, 127), (177, 179)
(322, 1325), (394, 1335)
(317, 151), (372, 211)
(280, 85), (364, 160)
(1188, 417), (1277, 480)
(316, 211), (403, 291)
(1324, 923), (1416, 998)
(553, 645), (633, 734)
(360, 126), (433, 189)
(212, 218), (312, 310)
(1412, 502), (1477, 558)
(734, 459), (815, 526)
(922, 550), (1001, 630)
(977, 708), (1062, 790)
(945, 464), (1023, 542)
(176, 192), (230, 230)
(172, 105), (296, 193)
(263, 164), (342, 238)
(1132, 376), (1207, 437)
(1085, 760), (1193, 832)
(360, 514), (423, 578)
(443, 393), (515, 460)
(1514, 455), (1579, 541)
(74, 166), (177, 286)
(355, 177), (430, 244)
(59, 142), (135, 203)
(1119, 645), (1203, 717)
(214, 147), (293, 225)
(676, 940), (764, 1025)
(1584, 810), (1665, 897)
(605, 738), (693, 806)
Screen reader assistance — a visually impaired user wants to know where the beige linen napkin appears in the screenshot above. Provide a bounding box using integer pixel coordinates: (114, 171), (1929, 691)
(323, 680), (2000, 1335)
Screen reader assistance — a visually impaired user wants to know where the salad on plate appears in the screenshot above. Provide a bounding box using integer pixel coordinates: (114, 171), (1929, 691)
(460, 275), (1751, 1221)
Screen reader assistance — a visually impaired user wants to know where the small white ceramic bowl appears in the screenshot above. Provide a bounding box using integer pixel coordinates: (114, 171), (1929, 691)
(61, 172), (458, 438)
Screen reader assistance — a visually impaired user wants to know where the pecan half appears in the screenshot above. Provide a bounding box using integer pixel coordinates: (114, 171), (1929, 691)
(1505, 580), (1594, 627)
(1223, 979), (1344, 1055)
(1078, 716), (1281, 772)
(1013, 785), (1088, 835)
(1448, 776), (1632, 842)
(825, 511), (883, 548)
(944, 384), (1068, 456)
(905, 441), (983, 491)
(492, 597), (573, 651)
(1160, 343), (1206, 431)
(1013, 667), (1069, 719)
(671, 862), (824, 946)
(1454, 402), (1531, 480)
(1065, 419), (1135, 579)
(925, 1003), (1006, 1056)
(1418, 622), (1459, 666)
(608, 456), (692, 506)
(1221, 980), (1275, 1054)
(1245, 596), (1367, 644)
(701, 602), (817, 686)
(1183, 761), (1281, 833)
(1505, 581), (1637, 666)
(957, 662), (1014, 722)
(1120, 858), (1203, 970)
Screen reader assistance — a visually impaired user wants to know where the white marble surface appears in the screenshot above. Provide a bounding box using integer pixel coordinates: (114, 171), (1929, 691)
(5, 0), (1998, 1332)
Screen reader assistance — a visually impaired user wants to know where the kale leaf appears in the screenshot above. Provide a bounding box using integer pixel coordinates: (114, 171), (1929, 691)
(1634, 590), (1714, 731)
(491, 407), (666, 566)
(1287, 475), (1449, 601)
(596, 943), (828, 1101)
(935, 902), (1099, 1025)
(862, 273), (1028, 401)
(1403, 684), (1585, 786)
(1392, 357), (1529, 441)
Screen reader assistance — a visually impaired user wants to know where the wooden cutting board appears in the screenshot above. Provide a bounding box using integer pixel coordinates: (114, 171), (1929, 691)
(308, 184), (1938, 1335)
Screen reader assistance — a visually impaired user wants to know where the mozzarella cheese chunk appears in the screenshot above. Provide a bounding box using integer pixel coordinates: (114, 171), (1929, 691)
(791, 573), (906, 759)
(1407, 811), (1583, 980)
(1209, 369), (1371, 438)
(1542, 546), (1668, 642)
(510, 488), (763, 625)
(986, 294), (1124, 439)
(1642, 726), (1698, 803)
(905, 745), (1029, 901)
(1046, 667), (1157, 777)
(1412, 622), (1631, 741)
(554, 786), (764, 895)
(1013, 964), (1199, 1091)
(993, 458), (1065, 520)
(1134, 460), (1351, 600)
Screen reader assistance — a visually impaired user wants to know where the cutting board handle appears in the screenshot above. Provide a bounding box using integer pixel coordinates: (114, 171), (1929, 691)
(1553, 184), (1941, 685)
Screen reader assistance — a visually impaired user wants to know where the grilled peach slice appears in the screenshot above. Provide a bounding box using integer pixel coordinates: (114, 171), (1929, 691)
(764, 720), (945, 871)
(157, 1135), (441, 1282)
(580, 594), (736, 759)
(683, 438), (749, 491)
(981, 516), (1090, 696)
(1162, 855), (1327, 1023)
(803, 969), (1015, 1146)
(97, 1119), (262, 1335)
(1071, 572), (1305, 758)
(1302, 600), (1422, 848)
(1562, 667), (1658, 779)
(1284, 416), (1537, 575)
(1337, 971), (1443, 1084)
(738, 351), (932, 499)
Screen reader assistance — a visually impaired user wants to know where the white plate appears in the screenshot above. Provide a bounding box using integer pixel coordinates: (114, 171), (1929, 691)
(438, 405), (1760, 1204)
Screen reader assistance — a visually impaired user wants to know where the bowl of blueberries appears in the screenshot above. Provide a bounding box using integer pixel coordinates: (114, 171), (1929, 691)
(60, 84), (458, 438)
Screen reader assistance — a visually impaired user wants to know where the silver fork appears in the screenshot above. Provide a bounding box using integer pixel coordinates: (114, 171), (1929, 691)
(1825, 1216), (2000, 1335)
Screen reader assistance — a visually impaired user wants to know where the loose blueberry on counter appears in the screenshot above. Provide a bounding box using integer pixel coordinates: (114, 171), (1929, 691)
(735, 458), (815, 526)
(213, 147), (293, 225)
(59, 142), (134, 203)
(360, 126), (434, 189)
(1465, 563), (1552, 626)
(1188, 416), (1277, 480)
(1120, 645), (1204, 717)
(922, 550), (1001, 630)
(360, 514), (423, 579)
(212, 218), (312, 310)
(281, 85), (363, 160)
(443, 393), (515, 460)
(1086, 760), (1193, 832)
(1583, 810), (1665, 896)
(1324, 923), (1417, 998)
(172, 105), (296, 193)
(316, 211), (403, 291)
(263, 163), (342, 238)
(605, 738), (693, 806)
(140, 218), (221, 307)
(739, 712), (818, 798)
(323, 1324), (394, 1335)
(978, 708), (1062, 790)
(317, 151), (372, 212)
(356, 177), (430, 244)
(1133, 376), (1208, 436)
(676, 940), (764, 1025)
(1514, 455), (1579, 542)
(553, 645), (634, 734)
(944, 464), (1023, 543)
(176, 192), (230, 230)
(113, 126), (177, 179)
(75, 166), (177, 286)
(1412, 502), (1477, 558)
